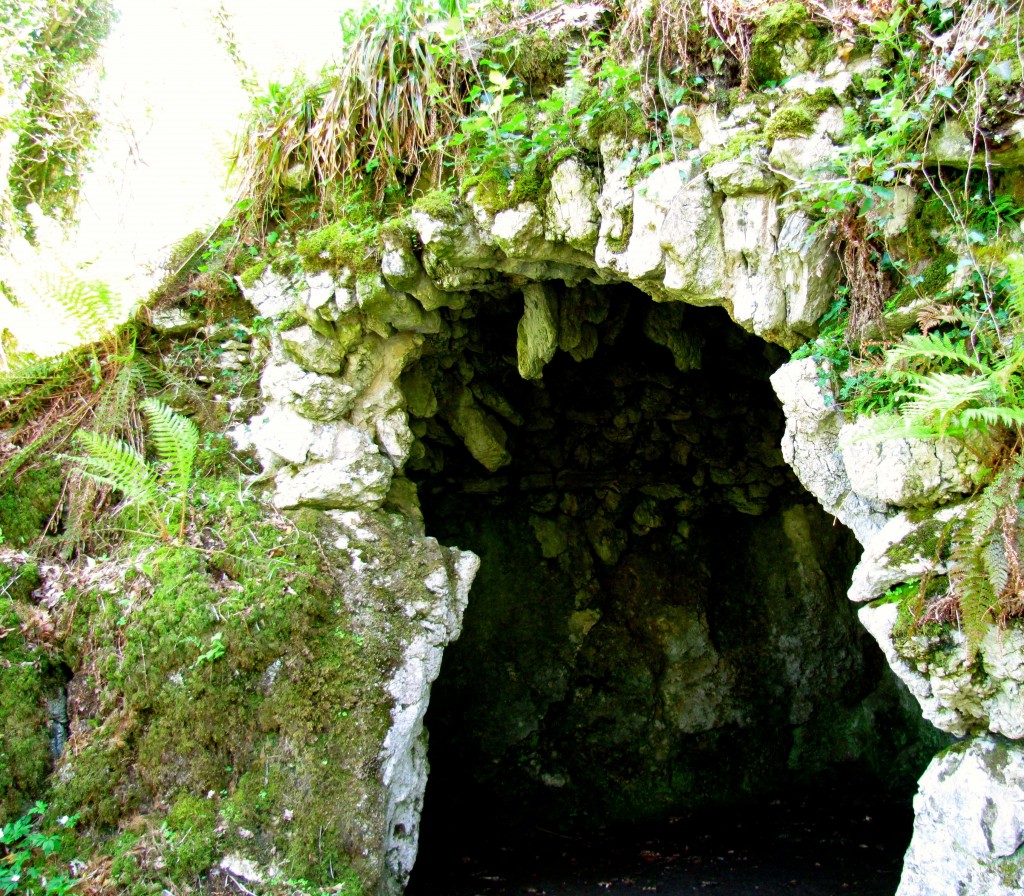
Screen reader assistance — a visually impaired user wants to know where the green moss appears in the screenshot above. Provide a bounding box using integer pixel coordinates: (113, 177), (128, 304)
(888, 251), (955, 309)
(588, 95), (650, 143)
(237, 261), (268, 289)
(0, 460), (62, 545)
(465, 155), (550, 213)
(764, 106), (816, 141)
(488, 30), (567, 92)
(702, 131), (764, 167)
(296, 221), (380, 275)
(0, 561), (52, 824)
(763, 89), (837, 141)
(411, 188), (460, 223)
(165, 794), (218, 881)
(47, 477), (396, 890)
(749, 2), (823, 86)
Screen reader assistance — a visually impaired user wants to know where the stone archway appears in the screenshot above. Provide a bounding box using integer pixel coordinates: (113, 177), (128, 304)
(242, 137), (996, 894)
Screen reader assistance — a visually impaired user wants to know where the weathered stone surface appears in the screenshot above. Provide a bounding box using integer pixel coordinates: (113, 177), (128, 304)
(769, 107), (846, 177)
(847, 509), (959, 604)
(357, 273), (438, 335)
(517, 282), (559, 380)
(594, 134), (638, 272)
(244, 403), (341, 469)
(260, 359), (357, 421)
(721, 193), (787, 342)
(366, 511), (479, 895)
(272, 424), (394, 510)
(660, 167), (726, 301)
(770, 357), (889, 546)
(445, 387), (511, 472)
(839, 418), (979, 508)
(413, 204), (497, 268)
(147, 305), (203, 335)
(860, 599), (1024, 739)
(279, 324), (348, 374)
(242, 270), (295, 318)
(706, 157), (779, 196)
(777, 211), (838, 337)
(897, 736), (1024, 896)
(491, 202), (545, 258)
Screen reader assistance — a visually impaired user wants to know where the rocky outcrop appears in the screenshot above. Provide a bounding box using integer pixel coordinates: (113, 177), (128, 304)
(221, 62), (1024, 895)
(897, 737), (1024, 896)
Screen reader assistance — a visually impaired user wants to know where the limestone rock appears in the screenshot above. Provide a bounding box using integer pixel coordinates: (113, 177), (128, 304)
(412, 203), (497, 268)
(769, 107), (846, 178)
(242, 269), (296, 318)
(272, 425), (394, 510)
(260, 359), (357, 421)
(245, 403), (342, 469)
(660, 166), (726, 301)
(706, 157), (779, 196)
(357, 273), (438, 335)
(446, 387), (511, 472)
(839, 418), (979, 508)
(517, 282), (559, 380)
(279, 324), (347, 375)
(624, 161), (695, 281)
(656, 607), (739, 732)
(491, 202), (546, 258)
(594, 134), (639, 273)
(847, 508), (960, 604)
(859, 597), (1024, 739)
(770, 357), (889, 546)
(777, 211), (838, 337)
(381, 239), (423, 293)
(147, 305), (203, 335)
(722, 193), (786, 342)
(897, 736), (1024, 896)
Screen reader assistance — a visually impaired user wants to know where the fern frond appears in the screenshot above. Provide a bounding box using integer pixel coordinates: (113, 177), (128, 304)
(982, 533), (1010, 597)
(70, 430), (160, 510)
(958, 406), (1024, 431)
(886, 331), (988, 374)
(141, 399), (199, 497)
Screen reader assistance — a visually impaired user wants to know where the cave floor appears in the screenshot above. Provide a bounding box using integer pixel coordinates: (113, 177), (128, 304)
(408, 779), (911, 896)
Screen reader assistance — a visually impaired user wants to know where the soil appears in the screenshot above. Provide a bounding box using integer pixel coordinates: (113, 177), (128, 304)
(408, 781), (912, 896)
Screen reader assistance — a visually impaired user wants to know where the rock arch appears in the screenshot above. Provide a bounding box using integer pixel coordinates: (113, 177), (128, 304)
(239, 133), (1022, 894)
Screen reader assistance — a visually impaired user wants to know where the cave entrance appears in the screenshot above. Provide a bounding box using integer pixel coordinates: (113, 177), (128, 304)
(403, 281), (941, 893)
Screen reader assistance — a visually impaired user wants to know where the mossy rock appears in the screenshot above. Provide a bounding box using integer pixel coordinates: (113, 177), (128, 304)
(0, 460), (63, 546)
(763, 89), (837, 142)
(46, 478), (402, 890)
(0, 562), (53, 824)
(296, 221), (380, 275)
(750, 2), (824, 86)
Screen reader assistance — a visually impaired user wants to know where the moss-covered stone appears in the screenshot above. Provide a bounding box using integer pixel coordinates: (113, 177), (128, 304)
(0, 559), (52, 824)
(296, 221), (380, 275)
(411, 188), (460, 224)
(763, 89), (837, 142)
(749, 2), (824, 86)
(47, 479), (396, 891)
(0, 460), (62, 545)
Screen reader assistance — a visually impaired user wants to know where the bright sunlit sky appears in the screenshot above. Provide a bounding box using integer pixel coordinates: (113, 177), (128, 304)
(73, 0), (357, 286)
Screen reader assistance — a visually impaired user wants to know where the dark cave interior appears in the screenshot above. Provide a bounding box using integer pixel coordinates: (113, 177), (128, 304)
(401, 282), (946, 892)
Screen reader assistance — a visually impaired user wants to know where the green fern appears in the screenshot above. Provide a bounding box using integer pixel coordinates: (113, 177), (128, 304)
(947, 457), (1024, 657)
(68, 400), (200, 541)
(71, 429), (166, 538)
(141, 398), (199, 538)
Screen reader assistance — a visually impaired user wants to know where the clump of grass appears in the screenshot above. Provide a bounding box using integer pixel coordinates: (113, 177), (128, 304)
(231, 0), (479, 232)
